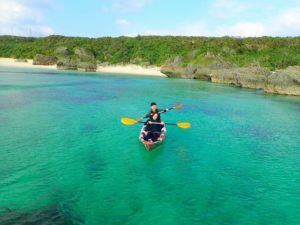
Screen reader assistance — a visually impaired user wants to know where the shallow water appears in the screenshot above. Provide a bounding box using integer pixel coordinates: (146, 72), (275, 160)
(0, 67), (299, 225)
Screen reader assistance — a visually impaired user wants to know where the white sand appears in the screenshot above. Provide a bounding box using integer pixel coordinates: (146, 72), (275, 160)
(0, 58), (165, 76)
(0, 58), (56, 70)
(97, 64), (165, 76)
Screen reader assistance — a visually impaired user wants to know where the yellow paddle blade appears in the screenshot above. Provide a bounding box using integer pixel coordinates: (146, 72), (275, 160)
(121, 118), (139, 125)
(177, 122), (191, 129)
(174, 103), (184, 110)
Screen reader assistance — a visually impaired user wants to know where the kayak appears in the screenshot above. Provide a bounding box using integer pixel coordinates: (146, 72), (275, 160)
(139, 125), (167, 151)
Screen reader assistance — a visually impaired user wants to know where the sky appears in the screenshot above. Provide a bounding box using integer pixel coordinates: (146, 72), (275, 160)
(0, 0), (300, 37)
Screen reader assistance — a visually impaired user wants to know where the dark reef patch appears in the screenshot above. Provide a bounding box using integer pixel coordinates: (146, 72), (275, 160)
(81, 124), (98, 134)
(0, 204), (84, 225)
(84, 149), (106, 180)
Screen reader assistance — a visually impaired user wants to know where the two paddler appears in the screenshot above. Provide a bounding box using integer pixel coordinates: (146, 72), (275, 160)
(141, 102), (166, 142)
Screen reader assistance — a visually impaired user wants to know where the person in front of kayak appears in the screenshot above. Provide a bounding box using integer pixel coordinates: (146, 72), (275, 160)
(145, 102), (167, 120)
(141, 113), (165, 142)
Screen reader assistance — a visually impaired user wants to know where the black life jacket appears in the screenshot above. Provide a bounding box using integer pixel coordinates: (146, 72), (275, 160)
(145, 117), (163, 133)
(147, 109), (161, 121)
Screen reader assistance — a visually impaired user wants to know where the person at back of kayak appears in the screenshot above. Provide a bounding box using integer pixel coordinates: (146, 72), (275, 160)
(141, 113), (165, 142)
(145, 102), (167, 120)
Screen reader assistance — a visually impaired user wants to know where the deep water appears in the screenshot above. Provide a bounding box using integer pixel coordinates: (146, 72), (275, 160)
(0, 67), (299, 225)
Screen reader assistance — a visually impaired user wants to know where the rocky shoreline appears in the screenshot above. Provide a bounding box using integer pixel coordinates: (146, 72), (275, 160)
(161, 55), (300, 96)
(5, 46), (300, 96)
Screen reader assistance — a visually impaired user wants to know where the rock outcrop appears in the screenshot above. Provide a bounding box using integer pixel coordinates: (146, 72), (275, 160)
(74, 48), (97, 72)
(161, 54), (236, 80)
(77, 62), (97, 72)
(161, 54), (300, 96)
(161, 66), (190, 78)
(54, 47), (97, 72)
(54, 47), (72, 57)
(265, 67), (300, 95)
(33, 54), (57, 65)
(57, 58), (78, 70)
(210, 67), (270, 90)
(161, 56), (191, 78)
(74, 48), (95, 62)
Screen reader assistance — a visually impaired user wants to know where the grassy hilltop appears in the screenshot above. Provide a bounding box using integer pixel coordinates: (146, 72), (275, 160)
(1, 35), (300, 70)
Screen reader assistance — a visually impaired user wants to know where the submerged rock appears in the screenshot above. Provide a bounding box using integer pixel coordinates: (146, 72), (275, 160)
(33, 54), (57, 65)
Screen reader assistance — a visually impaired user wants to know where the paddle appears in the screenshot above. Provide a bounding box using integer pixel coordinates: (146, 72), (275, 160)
(121, 103), (183, 125)
(140, 121), (191, 129)
(120, 120), (191, 129)
(159, 103), (184, 114)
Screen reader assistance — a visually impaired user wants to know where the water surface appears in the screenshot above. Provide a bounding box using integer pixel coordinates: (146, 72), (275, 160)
(0, 67), (299, 225)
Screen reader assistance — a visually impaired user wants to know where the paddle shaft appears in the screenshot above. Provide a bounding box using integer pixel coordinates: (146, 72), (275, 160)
(136, 108), (170, 122)
(143, 105), (178, 119)
(121, 103), (183, 125)
(138, 122), (176, 126)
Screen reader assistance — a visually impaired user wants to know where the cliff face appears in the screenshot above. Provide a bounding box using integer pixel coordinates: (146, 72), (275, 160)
(161, 56), (300, 96)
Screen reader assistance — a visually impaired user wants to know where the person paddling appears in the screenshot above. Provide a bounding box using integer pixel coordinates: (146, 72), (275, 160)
(141, 113), (165, 142)
(145, 102), (167, 120)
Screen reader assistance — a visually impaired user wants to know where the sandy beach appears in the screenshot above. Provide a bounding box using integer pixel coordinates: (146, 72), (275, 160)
(0, 58), (57, 70)
(0, 58), (165, 76)
(97, 64), (165, 76)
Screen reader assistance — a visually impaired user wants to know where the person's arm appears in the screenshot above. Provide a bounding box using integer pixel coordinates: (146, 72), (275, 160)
(158, 109), (168, 114)
(145, 112), (151, 118)
(144, 119), (151, 125)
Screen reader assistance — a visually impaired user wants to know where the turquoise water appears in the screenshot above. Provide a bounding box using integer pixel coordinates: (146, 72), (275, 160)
(0, 67), (299, 225)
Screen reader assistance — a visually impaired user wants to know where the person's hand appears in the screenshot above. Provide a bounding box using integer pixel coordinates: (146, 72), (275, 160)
(148, 121), (152, 124)
(160, 122), (165, 125)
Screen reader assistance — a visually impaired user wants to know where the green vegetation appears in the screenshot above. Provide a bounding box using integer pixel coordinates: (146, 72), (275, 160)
(1, 35), (300, 70)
